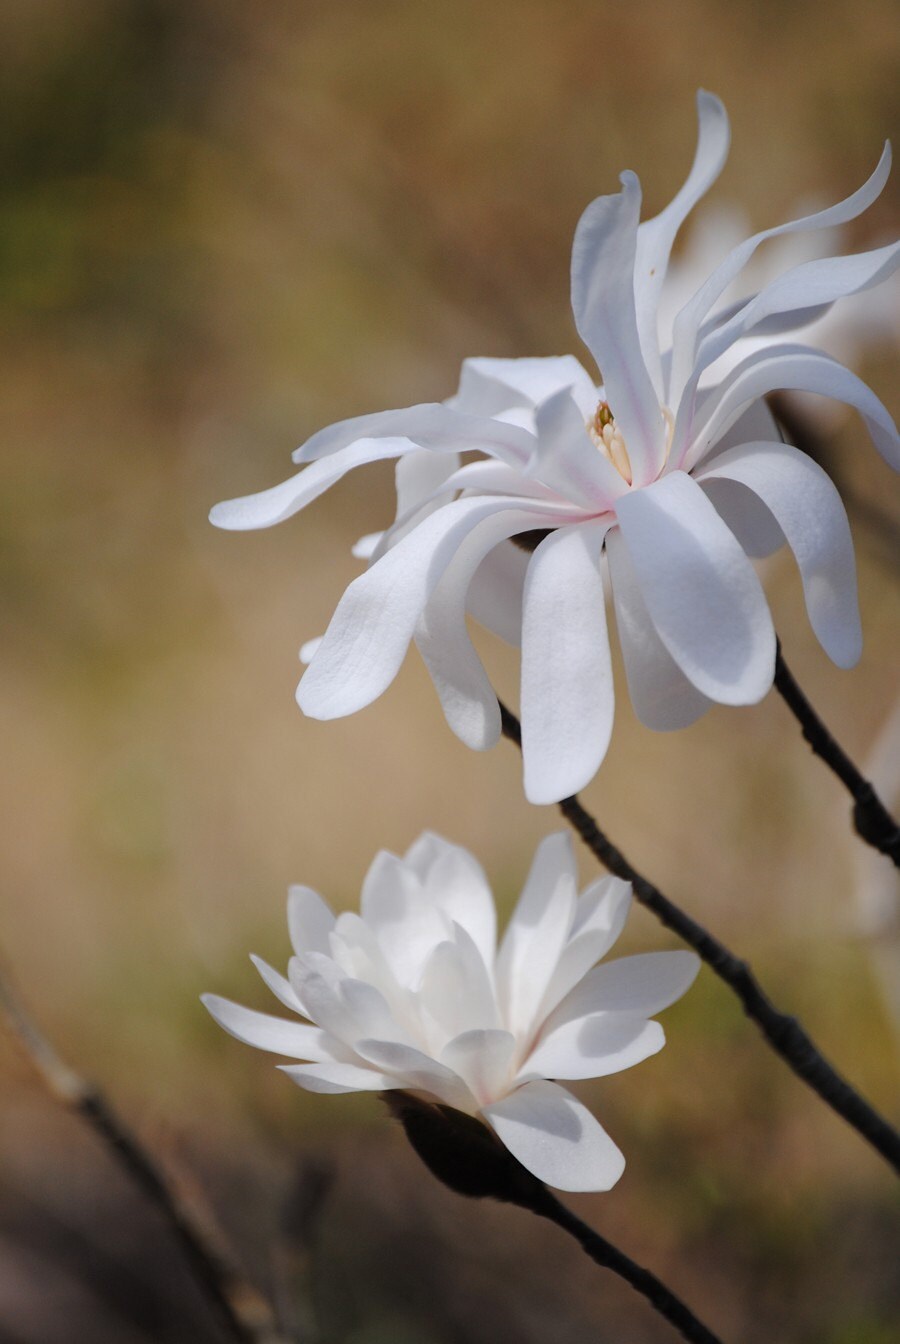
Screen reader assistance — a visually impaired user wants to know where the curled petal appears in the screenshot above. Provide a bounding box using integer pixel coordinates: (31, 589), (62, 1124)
(449, 355), (597, 418)
(698, 440), (861, 667)
(293, 402), (535, 467)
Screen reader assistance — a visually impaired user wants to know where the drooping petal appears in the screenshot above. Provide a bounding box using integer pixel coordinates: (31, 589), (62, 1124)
(614, 472), (776, 704)
(521, 523), (615, 805)
(495, 834), (578, 1038)
(544, 951), (701, 1030)
(634, 90), (731, 399)
(679, 343), (900, 472)
(571, 171), (665, 485)
(522, 1015), (665, 1081)
(201, 994), (339, 1061)
(415, 507), (568, 751)
(210, 437), (416, 531)
(292, 401), (535, 468)
(448, 355), (597, 419)
(440, 1029), (516, 1106)
(698, 440), (861, 667)
(465, 536), (529, 646)
(669, 142), (893, 403)
(531, 389), (628, 507)
(280, 1061), (399, 1093)
(483, 1080), (625, 1192)
(287, 885), (336, 957)
(606, 526), (713, 730)
(297, 495), (582, 721)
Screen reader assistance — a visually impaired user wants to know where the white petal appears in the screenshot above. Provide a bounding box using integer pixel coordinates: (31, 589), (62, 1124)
(415, 507), (564, 751)
(448, 355), (597, 418)
(394, 450), (461, 522)
(287, 885), (336, 957)
(669, 142), (892, 402)
(354, 1039), (472, 1109)
(521, 523), (614, 805)
(288, 954), (365, 1043)
(358, 851), (449, 988)
(440, 1029), (516, 1106)
(536, 876), (633, 1020)
(571, 171), (665, 486)
(297, 495), (580, 721)
(210, 437), (415, 531)
(419, 842), (497, 967)
(293, 401), (535, 468)
(250, 954), (306, 1015)
(680, 343), (900, 472)
(546, 951), (701, 1029)
(531, 389), (627, 507)
(698, 440), (861, 667)
(466, 536), (529, 646)
(495, 834), (578, 1038)
(523, 1016), (665, 1081)
(483, 1080), (625, 1192)
(280, 1061), (398, 1093)
(634, 90), (731, 399)
(299, 636), (323, 665)
(201, 994), (337, 1060)
(416, 929), (500, 1046)
(606, 526), (713, 730)
(614, 472), (775, 704)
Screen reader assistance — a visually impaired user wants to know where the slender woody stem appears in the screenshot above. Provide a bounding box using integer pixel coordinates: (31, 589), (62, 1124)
(528, 1186), (723, 1344)
(773, 643), (900, 868)
(498, 702), (900, 1175)
(0, 957), (288, 1344)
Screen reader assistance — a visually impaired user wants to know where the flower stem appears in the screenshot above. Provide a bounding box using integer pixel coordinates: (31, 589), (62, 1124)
(773, 642), (900, 867)
(528, 1185), (723, 1344)
(498, 702), (900, 1175)
(386, 1092), (723, 1344)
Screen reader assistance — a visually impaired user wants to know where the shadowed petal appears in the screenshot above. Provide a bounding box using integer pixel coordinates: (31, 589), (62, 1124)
(545, 951), (701, 1029)
(483, 1080), (625, 1191)
(523, 1016), (665, 1081)
(280, 1062), (399, 1093)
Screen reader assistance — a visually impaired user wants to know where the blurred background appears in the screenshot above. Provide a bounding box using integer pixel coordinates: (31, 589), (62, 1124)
(1, 0), (899, 1340)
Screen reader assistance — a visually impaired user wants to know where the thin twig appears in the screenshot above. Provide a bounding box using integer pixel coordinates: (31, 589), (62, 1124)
(0, 956), (289, 1344)
(386, 1092), (724, 1344)
(774, 643), (900, 868)
(498, 702), (900, 1175)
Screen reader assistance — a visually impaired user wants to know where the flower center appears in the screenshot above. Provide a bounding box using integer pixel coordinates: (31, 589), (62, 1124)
(587, 401), (632, 483)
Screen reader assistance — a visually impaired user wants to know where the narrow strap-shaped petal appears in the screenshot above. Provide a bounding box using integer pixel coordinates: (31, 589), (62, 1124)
(287, 884), (336, 957)
(495, 835), (577, 1038)
(679, 343), (900, 472)
(614, 472), (776, 704)
(669, 142), (892, 403)
(531, 388), (630, 506)
(250, 955), (306, 1015)
(298, 495), (582, 721)
(634, 90), (731, 400)
(521, 1015), (664, 1082)
(521, 522), (615, 804)
(200, 994), (339, 1060)
(293, 401), (536, 467)
(571, 171), (665, 486)
(465, 536), (529, 646)
(280, 1061), (399, 1093)
(535, 876), (633, 1022)
(483, 1079), (625, 1192)
(694, 240), (900, 381)
(606, 526), (713, 730)
(210, 436), (417, 531)
(697, 440), (862, 667)
(353, 1039), (473, 1110)
(421, 846), (497, 968)
(415, 507), (568, 751)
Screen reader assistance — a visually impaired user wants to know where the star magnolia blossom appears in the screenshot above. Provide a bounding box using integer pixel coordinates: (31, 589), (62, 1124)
(203, 832), (699, 1192)
(212, 91), (900, 803)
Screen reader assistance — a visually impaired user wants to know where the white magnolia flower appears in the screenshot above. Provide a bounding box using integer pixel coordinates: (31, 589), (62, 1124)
(212, 91), (900, 803)
(203, 832), (699, 1192)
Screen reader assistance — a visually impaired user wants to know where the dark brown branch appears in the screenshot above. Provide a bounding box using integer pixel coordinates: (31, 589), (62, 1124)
(498, 702), (900, 1175)
(0, 956), (289, 1344)
(774, 643), (900, 867)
